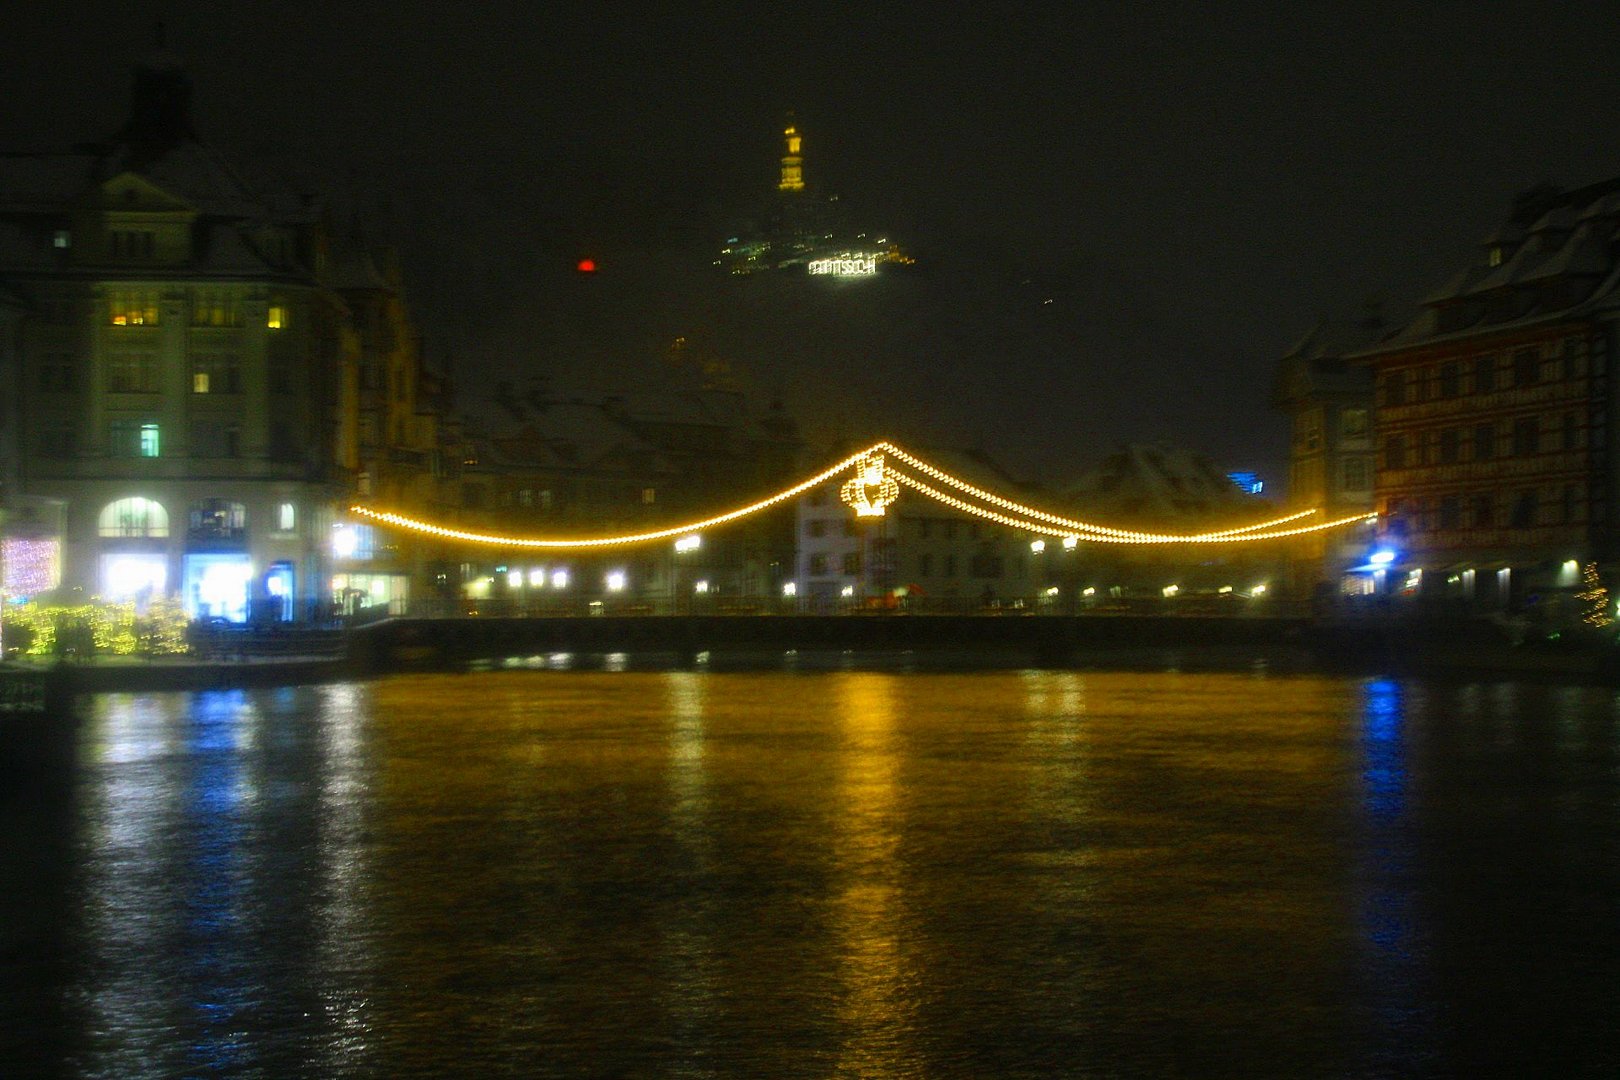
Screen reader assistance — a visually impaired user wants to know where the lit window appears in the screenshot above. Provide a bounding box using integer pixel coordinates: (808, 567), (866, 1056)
(193, 371), (210, 393)
(138, 423), (160, 457)
(98, 496), (169, 538)
(53, 229), (70, 249)
(109, 290), (159, 326)
(642, 487), (656, 505)
(278, 503), (296, 531)
(267, 305), (285, 330)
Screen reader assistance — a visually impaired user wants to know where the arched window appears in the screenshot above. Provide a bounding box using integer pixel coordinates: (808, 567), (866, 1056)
(99, 497), (169, 538)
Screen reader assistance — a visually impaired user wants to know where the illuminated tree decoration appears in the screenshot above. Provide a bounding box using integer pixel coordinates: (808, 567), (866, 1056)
(840, 453), (900, 518)
(1578, 562), (1613, 628)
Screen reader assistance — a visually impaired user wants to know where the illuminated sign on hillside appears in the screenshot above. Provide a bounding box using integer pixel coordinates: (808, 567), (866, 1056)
(808, 255), (878, 277)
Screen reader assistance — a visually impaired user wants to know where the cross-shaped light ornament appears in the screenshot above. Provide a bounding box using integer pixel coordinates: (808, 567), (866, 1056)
(840, 453), (900, 517)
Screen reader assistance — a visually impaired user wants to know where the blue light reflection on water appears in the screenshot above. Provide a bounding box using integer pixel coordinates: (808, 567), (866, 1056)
(180, 690), (253, 1077)
(1355, 677), (1434, 1071)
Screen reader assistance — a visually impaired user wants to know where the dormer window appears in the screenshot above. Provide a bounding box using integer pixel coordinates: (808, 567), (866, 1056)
(1488, 246), (1504, 268)
(109, 230), (155, 260)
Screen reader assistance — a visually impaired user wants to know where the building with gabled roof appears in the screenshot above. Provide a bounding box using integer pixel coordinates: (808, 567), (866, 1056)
(1298, 176), (1620, 616)
(0, 46), (445, 623)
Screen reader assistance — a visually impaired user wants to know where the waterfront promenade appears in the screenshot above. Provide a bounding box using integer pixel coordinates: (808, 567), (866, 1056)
(5, 612), (1620, 701)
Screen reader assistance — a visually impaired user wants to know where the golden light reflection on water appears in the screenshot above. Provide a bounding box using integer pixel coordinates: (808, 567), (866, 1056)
(831, 673), (914, 1076)
(38, 671), (1620, 1076)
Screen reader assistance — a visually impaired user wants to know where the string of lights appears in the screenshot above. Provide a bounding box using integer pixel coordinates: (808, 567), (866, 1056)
(891, 471), (1376, 544)
(873, 442), (1320, 540)
(350, 440), (1376, 550)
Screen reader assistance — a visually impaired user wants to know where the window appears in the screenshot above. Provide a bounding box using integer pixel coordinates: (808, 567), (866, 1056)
(1512, 417), (1539, 457)
(809, 553), (830, 575)
(806, 519), (825, 538)
(1513, 348), (1539, 387)
(1472, 494), (1494, 528)
(270, 422), (297, 462)
(1562, 486), (1579, 524)
(1473, 355), (1494, 394)
(1509, 491), (1538, 529)
(37, 353), (76, 393)
(139, 423), (160, 457)
(1438, 495), (1461, 531)
(108, 419), (152, 457)
(1438, 362), (1460, 398)
(1382, 371), (1408, 407)
(277, 503), (296, 532)
(918, 519), (932, 539)
(1438, 428), (1460, 464)
(109, 230), (155, 260)
(1488, 246), (1504, 268)
(99, 496), (168, 537)
(107, 351), (160, 393)
(1341, 456), (1370, 492)
(267, 305), (286, 330)
(53, 229), (70, 249)
(1340, 408), (1369, 438)
(189, 420), (240, 458)
(970, 553), (1004, 578)
(191, 353), (241, 394)
(191, 290), (241, 327)
(918, 552), (933, 576)
(187, 499), (247, 541)
(1473, 422), (1495, 461)
(841, 552), (862, 575)
(108, 290), (159, 326)
(641, 487), (656, 505)
(38, 423), (76, 457)
(944, 554), (958, 578)
(1562, 412), (1578, 451)
(1384, 434), (1406, 470)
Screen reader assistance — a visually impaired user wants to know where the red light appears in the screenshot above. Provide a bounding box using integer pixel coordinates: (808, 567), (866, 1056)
(576, 258), (597, 274)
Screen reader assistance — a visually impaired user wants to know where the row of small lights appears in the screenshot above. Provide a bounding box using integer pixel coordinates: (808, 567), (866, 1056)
(350, 441), (1375, 550)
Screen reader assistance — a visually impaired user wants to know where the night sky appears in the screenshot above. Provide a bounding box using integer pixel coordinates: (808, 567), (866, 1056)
(8, 3), (1620, 487)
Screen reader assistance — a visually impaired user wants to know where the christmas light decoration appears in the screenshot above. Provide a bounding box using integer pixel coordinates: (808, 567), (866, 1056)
(2, 537), (60, 596)
(1578, 562), (1612, 628)
(350, 440), (1375, 551)
(839, 453), (900, 517)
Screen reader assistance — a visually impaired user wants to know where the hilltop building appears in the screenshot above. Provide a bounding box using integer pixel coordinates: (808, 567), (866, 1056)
(716, 116), (912, 278)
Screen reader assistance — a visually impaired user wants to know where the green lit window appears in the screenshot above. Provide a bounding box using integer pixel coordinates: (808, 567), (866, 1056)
(139, 423), (160, 457)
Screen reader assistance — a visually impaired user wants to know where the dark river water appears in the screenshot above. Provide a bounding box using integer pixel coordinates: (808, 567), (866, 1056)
(3, 662), (1619, 1077)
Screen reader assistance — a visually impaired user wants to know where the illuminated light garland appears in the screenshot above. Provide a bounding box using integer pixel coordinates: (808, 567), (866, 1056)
(872, 442), (1319, 540)
(892, 471), (1375, 543)
(350, 446), (885, 549)
(351, 440), (1377, 550)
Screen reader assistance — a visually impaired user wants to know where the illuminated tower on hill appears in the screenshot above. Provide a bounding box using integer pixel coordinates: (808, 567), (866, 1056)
(779, 117), (804, 193)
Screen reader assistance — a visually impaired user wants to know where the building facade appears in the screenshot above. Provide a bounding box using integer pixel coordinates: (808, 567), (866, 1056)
(0, 51), (443, 622)
(1343, 182), (1620, 613)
